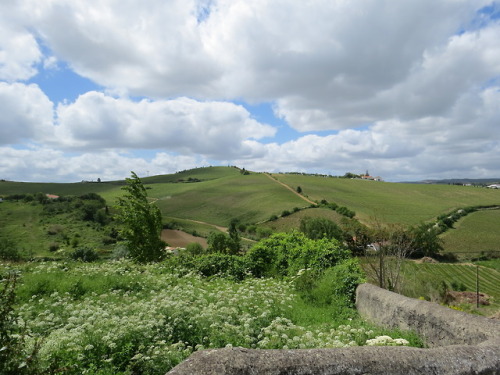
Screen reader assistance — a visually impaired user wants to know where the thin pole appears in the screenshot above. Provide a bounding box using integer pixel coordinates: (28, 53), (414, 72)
(476, 265), (479, 308)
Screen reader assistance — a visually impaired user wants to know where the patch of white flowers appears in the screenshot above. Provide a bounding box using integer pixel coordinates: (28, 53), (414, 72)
(3, 260), (409, 374)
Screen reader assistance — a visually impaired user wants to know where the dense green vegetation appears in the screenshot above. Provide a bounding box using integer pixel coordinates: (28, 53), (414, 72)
(1, 234), (418, 374)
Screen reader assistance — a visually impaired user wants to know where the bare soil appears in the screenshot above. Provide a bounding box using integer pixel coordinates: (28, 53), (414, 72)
(448, 291), (491, 305)
(161, 229), (208, 249)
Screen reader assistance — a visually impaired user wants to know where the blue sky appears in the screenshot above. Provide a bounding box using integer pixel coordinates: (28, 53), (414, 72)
(1, 0), (500, 182)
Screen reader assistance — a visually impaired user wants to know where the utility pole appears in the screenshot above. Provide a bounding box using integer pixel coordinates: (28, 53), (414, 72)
(476, 265), (480, 308)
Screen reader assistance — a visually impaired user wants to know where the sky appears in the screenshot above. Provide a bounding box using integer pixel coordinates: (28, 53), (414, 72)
(1, 0), (500, 183)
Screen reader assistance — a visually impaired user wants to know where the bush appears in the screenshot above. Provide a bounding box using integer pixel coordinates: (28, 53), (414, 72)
(70, 247), (99, 262)
(48, 242), (60, 252)
(186, 242), (204, 256)
(294, 259), (365, 307)
(300, 217), (343, 241)
(111, 244), (130, 260)
(245, 231), (349, 277)
(193, 254), (247, 280)
(0, 272), (41, 374)
(0, 239), (23, 261)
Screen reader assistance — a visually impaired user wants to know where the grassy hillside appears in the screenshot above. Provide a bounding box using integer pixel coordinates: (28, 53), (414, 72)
(0, 200), (116, 258)
(271, 174), (500, 225)
(440, 209), (500, 257)
(0, 180), (122, 197)
(151, 172), (308, 226)
(2, 167), (500, 253)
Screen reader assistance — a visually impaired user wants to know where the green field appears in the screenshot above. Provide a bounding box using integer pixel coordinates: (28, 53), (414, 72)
(440, 209), (500, 257)
(271, 174), (500, 225)
(151, 172), (307, 226)
(399, 261), (500, 314)
(2, 167), (500, 258)
(2, 167), (499, 229)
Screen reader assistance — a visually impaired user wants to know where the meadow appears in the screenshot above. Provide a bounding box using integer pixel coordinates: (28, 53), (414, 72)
(440, 209), (500, 257)
(271, 173), (500, 225)
(1, 260), (419, 374)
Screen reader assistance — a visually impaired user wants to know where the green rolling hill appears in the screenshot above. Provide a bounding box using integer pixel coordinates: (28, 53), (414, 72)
(1, 166), (499, 255)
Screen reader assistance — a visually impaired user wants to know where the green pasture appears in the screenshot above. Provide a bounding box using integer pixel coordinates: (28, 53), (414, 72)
(0, 201), (115, 258)
(271, 174), (500, 225)
(152, 172), (306, 226)
(263, 207), (346, 233)
(0, 180), (122, 197)
(440, 209), (500, 257)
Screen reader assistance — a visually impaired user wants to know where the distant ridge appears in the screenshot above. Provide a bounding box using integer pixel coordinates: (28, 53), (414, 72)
(405, 178), (500, 185)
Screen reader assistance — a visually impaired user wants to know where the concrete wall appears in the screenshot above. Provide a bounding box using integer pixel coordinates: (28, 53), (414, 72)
(166, 283), (500, 375)
(355, 282), (500, 347)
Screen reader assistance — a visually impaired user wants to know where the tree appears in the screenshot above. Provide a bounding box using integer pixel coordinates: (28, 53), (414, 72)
(365, 222), (414, 292)
(299, 217), (343, 241)
(116, 172), (166, 263)
(227, 218), (241, 254)
(207, 232), (229, 253)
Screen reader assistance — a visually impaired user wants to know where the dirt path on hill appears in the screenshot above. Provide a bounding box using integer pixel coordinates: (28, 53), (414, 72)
(264, 173), (317, 206)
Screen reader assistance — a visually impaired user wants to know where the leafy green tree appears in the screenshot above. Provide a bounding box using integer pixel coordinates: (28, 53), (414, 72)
(186, 242), (204, 256)
(300, 217), (343, 241)
(207, 232), (229, 253)
(227, 218), (241, 254)
(409, 224), (443, 258)
(116, 172), (166, 263)
(340, 217), (371, 255)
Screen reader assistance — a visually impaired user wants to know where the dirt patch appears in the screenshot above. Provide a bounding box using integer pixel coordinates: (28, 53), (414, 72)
(161, 229), (207, 249)
(415, 257), (439, 263)
(448, 291), (490, 305)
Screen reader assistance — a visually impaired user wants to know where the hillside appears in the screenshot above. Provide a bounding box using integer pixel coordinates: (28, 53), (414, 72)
(1, 167), (500, 256)
(269, 173), (500, 225)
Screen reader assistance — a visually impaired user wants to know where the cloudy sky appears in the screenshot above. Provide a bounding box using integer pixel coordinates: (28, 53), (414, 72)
(1, 0), (500, 182)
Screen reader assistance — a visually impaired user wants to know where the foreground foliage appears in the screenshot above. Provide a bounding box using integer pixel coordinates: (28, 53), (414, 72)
(1, 260), (418, 374)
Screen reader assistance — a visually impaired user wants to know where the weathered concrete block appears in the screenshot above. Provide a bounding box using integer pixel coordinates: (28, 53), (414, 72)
(166, 345), (500, 374)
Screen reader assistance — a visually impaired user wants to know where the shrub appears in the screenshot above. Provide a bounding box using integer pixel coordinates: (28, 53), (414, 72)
(48, 242), (60, 252)
(245, 231), (349, 277)
(294, 258), (365, 307)
(186, 242), (204, 256)
(0, 272), (41, 374)
(300, 217), (343, 241)
(111, 244), (130, 260)
(0, 239), (23, 261)
(193, 254), (247, 280)
(70, 247), (99, 262)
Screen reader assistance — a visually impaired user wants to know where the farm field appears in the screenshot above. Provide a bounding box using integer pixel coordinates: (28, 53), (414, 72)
(440, 209), (500, 258)
(151, 172), (307, 226)
(271, 173), (500, 225)
(2, 167), (499, 230)
(401, 261), (500, 314)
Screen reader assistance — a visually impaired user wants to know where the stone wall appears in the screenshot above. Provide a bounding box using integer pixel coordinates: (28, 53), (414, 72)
(355, 282), (500, 347)
(166, 283), (500, 375)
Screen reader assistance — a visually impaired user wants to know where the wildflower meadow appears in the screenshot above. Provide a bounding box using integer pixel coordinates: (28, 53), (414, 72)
(1, 259), (419, 374)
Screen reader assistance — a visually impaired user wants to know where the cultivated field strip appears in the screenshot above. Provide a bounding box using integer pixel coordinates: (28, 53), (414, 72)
(404, 262), (500, 301)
